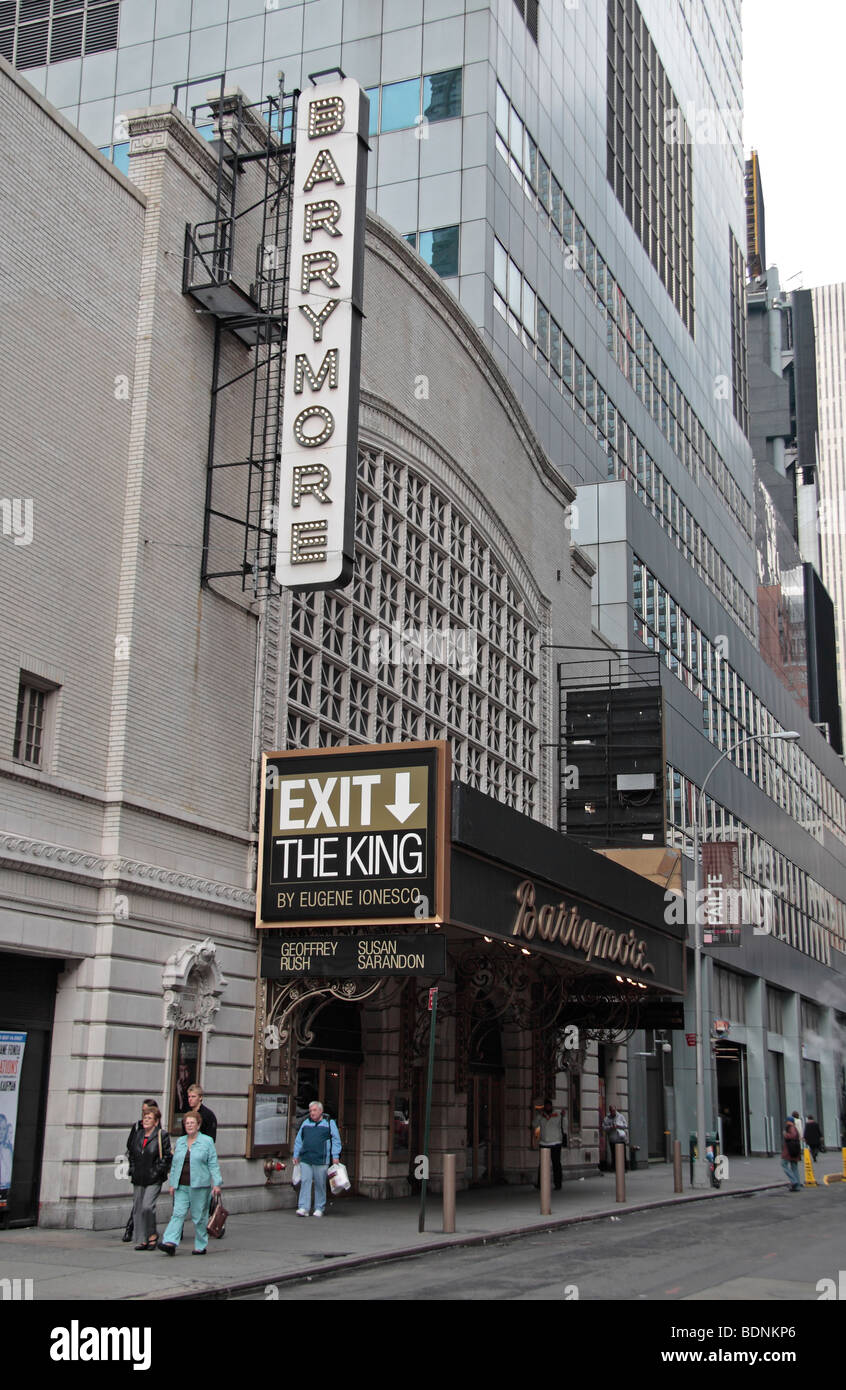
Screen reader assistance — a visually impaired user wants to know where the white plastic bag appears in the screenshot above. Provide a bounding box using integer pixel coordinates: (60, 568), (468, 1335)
(327, 1161), (350, 1193)
(292, 1160), (301, 1186)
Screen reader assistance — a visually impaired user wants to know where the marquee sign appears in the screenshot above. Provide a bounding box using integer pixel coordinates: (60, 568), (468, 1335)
(257, 742), (451, 929)
(276, 77), (369, 590)
(261, 933), (447, 978)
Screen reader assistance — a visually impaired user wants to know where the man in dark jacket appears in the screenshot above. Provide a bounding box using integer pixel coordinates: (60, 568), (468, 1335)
(182, 1084), (217, 1143)
(804, 1115), (823, 1160)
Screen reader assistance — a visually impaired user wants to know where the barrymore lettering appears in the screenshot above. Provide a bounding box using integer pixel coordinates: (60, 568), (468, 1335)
(511, 879), (655, 973)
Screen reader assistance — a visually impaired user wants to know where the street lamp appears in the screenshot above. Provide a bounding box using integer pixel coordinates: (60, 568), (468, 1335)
(690, 729), (800, 1188)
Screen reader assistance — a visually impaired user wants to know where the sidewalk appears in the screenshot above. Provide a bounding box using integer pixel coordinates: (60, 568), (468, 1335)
(0, 1157), (812, 1301)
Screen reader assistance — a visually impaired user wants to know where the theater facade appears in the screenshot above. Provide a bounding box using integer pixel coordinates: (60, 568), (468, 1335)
(2, 64), (680, 1227)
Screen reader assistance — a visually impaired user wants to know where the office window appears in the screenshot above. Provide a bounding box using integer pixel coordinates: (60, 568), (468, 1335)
(606, 0), (694, 333)
(13, 673), (59, 769)
(714, 966), (746, 1024)
(381, 78), (421, 133)
(418, 225), (459, 278)
(513, 0), (539, 43)
(423, 68), (462, 123)
(729, 227), (749, 435)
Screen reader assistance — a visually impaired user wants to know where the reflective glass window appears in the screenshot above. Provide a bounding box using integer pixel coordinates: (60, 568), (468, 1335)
(423, 67), (462, 122)
(381, 78), (421, 132)
(419, 225), (459, 278)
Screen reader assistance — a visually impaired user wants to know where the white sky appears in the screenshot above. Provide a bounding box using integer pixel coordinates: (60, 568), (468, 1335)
(742, 0), (846, 290)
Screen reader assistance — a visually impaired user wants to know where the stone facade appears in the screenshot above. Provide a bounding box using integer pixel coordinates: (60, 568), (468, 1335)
(1, 59), (619, 1225)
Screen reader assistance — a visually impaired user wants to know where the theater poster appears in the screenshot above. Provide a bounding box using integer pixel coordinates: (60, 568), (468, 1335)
(0, 1032), (27, 1208)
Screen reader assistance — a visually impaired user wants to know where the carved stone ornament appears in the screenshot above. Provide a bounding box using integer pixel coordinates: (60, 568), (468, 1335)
(162, 938), (227, 1034)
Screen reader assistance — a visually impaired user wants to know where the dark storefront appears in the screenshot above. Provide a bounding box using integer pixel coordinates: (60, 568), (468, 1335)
(0, 951), (61, 1227)
(255, 756), (686, 1197)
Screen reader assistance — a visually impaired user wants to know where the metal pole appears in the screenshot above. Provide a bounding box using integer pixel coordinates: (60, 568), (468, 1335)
(615, 1138), (626, 1202)
(418, 987), (438, 1233)
(673, 1138), (683, 1192)
(693, 783), (708, 1190)
(539, 1146), (552, 1215)
(442, 1152), (456, 1233)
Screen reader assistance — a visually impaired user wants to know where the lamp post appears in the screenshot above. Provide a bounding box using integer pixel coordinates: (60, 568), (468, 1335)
(690, 729), (799, 1188)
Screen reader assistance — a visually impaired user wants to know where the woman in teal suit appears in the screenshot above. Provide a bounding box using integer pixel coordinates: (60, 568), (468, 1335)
(157, 1112), (223, 1256)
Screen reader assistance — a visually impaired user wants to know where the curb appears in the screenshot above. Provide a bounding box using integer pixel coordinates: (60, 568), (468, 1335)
(133, 1181), (786, 1302)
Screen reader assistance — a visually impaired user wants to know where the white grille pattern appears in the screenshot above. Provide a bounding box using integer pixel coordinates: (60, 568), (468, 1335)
(284, 449), (541, 815)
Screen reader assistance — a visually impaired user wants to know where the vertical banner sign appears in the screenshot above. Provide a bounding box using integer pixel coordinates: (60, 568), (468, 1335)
(702, 841), (741, 946)
(0, 1031), (27, 1208)
(276, 78), (369, 590)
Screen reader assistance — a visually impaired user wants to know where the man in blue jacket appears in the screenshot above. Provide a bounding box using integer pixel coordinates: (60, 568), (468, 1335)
(293, 1101), (342, 1217)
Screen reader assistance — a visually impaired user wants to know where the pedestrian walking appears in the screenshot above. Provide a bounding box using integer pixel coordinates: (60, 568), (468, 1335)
(121, 1096), (160, 1243)
(533, 1098), (565, 1190)
(157, 1112), (223, 1255)
(126, 1101), (172, 1251)
(182, 1083), (217, 1143)
(781, 1116), (802, 1190)
(292, 1100), (341, 1217)
(602, 1104), (629, 1171)
(803, 1115), (823, 1161)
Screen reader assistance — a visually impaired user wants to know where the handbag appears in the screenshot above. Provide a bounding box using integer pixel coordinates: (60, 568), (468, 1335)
(328, 1161), (351, 1194)
(292, 1160), (302, 1186)
(207, 1191), (228, 1239)
(154, 1130), (170, 1184)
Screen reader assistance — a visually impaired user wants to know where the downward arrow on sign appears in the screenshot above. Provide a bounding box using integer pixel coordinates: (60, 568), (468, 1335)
(385, 772), (420, 824)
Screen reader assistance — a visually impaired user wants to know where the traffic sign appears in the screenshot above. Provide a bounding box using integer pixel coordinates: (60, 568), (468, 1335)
(257, 741), (450, 928)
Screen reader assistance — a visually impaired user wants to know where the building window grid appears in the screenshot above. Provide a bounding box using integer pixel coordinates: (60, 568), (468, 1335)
(665, 764), (845, 967)
(607, 0), (694, 334)
(494, 88), (751, 541)
(500, 240), (754, 636)
(493, 239), (753, 634)
(284, 451), (540, 814)
(729, 228), (750, 436)
(637, 556), (846, 850)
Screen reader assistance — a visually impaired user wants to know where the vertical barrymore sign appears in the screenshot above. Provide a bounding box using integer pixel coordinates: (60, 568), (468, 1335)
(276, 78), (369, 591)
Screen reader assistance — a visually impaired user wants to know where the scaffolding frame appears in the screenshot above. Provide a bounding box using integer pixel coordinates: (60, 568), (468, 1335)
(180, 74), (300, 597)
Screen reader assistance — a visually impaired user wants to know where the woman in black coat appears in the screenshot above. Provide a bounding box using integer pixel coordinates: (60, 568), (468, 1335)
(126, 1101), (172, 1251)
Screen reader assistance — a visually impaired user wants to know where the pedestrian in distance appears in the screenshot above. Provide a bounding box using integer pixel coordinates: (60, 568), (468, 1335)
(803, 1115), (823, 1161)
(602, 1104), (629, 1171)
(781, 1115), (803, 1190)
(158, 1112), (223, 1255)
(121, 1096), (160, 1243)
(126, 1101), (172, 1251)
(293, 1100), (342, 1217)
(182, 1083), (217, 1144)
(533, 1097), (565, 1190)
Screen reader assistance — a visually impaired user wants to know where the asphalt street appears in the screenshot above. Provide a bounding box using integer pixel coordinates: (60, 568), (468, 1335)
(243, 1185), (845, 1301)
